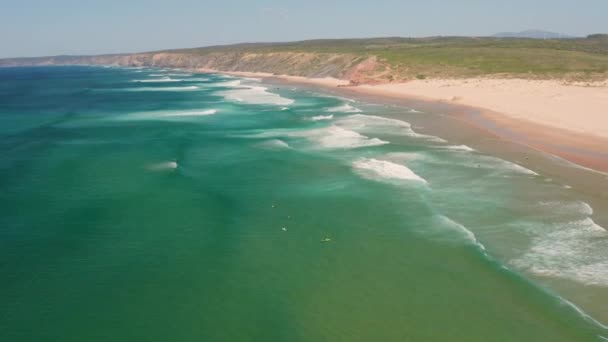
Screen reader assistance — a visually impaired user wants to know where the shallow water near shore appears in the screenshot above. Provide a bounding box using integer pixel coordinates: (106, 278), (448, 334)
(1, 66), (607, 341)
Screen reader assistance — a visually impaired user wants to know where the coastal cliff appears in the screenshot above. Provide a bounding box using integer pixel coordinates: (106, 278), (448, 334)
(0, 51), (390, 85)
(2, 36), (608, 82)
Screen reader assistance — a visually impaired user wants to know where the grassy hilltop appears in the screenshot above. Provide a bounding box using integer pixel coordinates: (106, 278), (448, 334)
(3, 35), (608, 82)
(166, 35), (608, 81)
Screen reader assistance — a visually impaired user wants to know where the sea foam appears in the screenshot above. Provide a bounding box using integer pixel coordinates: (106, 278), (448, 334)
(327, 104), (362, 113)
(243, 125), (388, 150)
(512, 217), (608, 286)
(218, 84), (294, 106)
(310, 115), (334, 121)
(352, 158), (427, 184)
(256, 139), (291, 150)
(334, 114), (446, 142)
(148, 161), (178, 171)
(131, 77), (182, 83)
(124, 86), (199, 92)
(118, 109), (217, 121)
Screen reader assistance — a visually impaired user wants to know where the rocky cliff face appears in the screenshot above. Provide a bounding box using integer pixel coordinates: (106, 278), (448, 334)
(0, 52), (392, 84)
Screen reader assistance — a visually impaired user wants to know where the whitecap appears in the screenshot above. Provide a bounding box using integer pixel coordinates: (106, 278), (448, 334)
(352, 158), (427, 183)
(442, 145), (476, 152)
(304, 126), (388, 149)
(218, 85), (294, 106)
(327, 104), (362, 113)
(435, 215), (486, 250)
(148, 161), (178, 171)
(243, 125), (388, 150)
(131, 77), (182, 83)
(161, 109), (217, 117)
(334, 114), (446, 142)
(118, 109), (216, 120)
(538, 201), (594, 216)
(213, 80), (242, 87)
(310, 115), (334, 121)
(511, 218), (608, 286)
(123, 86), (199, 92)
(256, 139), (290, 150)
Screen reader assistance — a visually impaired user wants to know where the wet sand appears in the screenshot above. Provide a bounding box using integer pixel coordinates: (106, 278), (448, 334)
(251, 75), (608, 231)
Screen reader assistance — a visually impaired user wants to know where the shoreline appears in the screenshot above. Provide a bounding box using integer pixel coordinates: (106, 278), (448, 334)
(197, 69), (608, 229)
(202, 69), (608, 174)
(203, 69), (608, 326)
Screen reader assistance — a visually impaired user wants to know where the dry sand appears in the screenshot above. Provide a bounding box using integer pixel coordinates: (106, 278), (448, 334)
(197, 69), (608, 172)
(357, 79), (608, 139)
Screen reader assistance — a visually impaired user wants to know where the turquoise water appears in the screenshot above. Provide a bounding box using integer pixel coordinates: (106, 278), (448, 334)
(1, 66), (607, 341)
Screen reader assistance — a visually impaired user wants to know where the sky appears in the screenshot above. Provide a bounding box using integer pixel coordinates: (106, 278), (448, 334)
(1, 0), (607, 58)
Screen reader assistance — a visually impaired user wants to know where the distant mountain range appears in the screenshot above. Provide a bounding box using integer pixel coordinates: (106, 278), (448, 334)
(492, 30), (575, 39)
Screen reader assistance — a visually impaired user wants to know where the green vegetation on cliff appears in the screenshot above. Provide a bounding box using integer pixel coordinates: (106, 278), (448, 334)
(165, 35), (608, 81)
(2, 35), (608, 82)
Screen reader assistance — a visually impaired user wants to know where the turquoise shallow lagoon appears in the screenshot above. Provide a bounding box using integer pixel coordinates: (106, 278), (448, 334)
(0, 66), (607, 341)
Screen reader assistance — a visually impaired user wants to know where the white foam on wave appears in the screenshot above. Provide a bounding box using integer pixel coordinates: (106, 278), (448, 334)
(435, 215), (486, 250)
(209, 80), (242, 87)
(506, 162), (539, 176)
(124, 86), (199, 92)
(386, 150), (538, 176)
(185, 77), (210, 82)
(305, 126), (388, 149)
(352, 158), (427, 183)
(442, 145), (476, 152)
(218, 85), (294, 106)
(256, 139), (290, 150)
(118, 109), (217, 121)
(165, 73), (194, 77)
(148, 161), (178, 171)
(161, 109), (217, 117)
(244, 125), (388, 150)
(334, 114), (446, 142)
(512, 217), (608, 286)
(132, 77), (181, 83)
(538, 200), (594, 216)
(408, 109), (423, 114)
(310, 115), (334, 121)
(327, 104), (362, 113)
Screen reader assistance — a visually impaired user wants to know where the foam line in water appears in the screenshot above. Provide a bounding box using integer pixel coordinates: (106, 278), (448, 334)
(511, 217), (608, 286)
(218, 84), (294, 106)
(386, 151), (538, 176)
(243, 125), (388, 150)
(538, 200), (594, 216)
(123, 86), (199, 92)
(334, 114), (446, 142)
(436, 215), (487, 250)
(148, 161), (178, 171)
(118, 109), (217, 120)
(352, 158), (427, 183)
(327, 104), (362, 113)
(162, 109), (217, 117)
(131, 78), (182, 83)
(441, 145), (476, 152)
(310, 115), (334, 121)
(303, 126), (388, 149)
(256, 139), (291, 150)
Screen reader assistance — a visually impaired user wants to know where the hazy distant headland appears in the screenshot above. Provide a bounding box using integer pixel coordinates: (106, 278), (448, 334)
(2, 34), (608, 83)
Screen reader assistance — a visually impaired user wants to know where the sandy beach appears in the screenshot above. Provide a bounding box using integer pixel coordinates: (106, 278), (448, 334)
(203, 69), (608, 174)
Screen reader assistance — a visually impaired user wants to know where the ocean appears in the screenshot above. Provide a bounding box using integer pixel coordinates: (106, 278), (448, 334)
(0, 66), (606, 341)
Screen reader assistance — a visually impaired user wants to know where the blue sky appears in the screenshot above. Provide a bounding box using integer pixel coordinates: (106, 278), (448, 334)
(1, 0), (607, 58)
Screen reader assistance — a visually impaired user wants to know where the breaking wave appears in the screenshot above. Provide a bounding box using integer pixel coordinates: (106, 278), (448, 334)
(352, 158), (427, 184)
